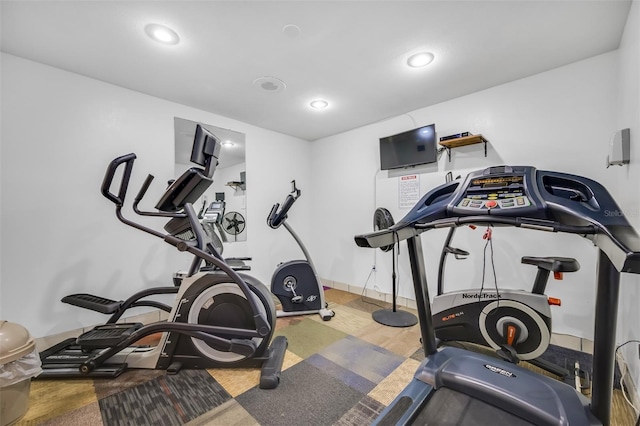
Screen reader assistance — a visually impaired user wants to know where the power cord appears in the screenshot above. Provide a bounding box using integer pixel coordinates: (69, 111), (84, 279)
(615, 340), (640, 420)
(360, 265), (387, 309)
(362, 232), (402, 310)
(479, 226), (500, 312)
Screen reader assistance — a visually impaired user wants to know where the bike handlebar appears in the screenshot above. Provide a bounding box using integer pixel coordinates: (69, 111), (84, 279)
(267, 195), (296, 228)
(267, 180), (301, 229)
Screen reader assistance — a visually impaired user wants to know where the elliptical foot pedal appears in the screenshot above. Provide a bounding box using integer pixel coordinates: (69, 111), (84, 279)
(76, 323), (143, 349)
(38, 363), (128, 378)
(259, 336), (288, 389)
(38, 338), (129, 378)
(62, 293), (123, 314)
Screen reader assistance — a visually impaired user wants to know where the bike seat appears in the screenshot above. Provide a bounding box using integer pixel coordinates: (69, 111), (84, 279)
(521, 256), (580, 272)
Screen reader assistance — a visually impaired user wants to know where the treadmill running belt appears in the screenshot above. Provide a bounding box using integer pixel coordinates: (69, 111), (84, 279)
(413, 387), (535, 425)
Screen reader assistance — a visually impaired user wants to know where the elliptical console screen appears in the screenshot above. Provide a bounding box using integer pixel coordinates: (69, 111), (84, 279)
(455, 174), (531, 211)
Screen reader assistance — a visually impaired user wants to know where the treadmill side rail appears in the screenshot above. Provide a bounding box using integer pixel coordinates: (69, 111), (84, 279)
(372, 379), (434, 426)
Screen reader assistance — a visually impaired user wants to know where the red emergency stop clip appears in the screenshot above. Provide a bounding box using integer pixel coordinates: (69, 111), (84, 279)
(483, 228), (492, 240)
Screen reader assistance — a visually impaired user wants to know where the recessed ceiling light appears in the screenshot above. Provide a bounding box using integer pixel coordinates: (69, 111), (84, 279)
(310, 99), (329, 110)
(253, 76), (287, 93)
(282, 24), (302, 38)
(407, 52), (434, 68)
(145, 24), (180, 45)
(222, 141), (235, 147)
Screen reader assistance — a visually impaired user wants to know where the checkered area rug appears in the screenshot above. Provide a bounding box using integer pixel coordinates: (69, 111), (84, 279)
(22, 289), (426, 426)
(18, 288), (629, 426)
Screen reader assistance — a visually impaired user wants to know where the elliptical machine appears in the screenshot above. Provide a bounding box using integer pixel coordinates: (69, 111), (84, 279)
(39, 125), (287, 389)
(432, 225), (581, 380)
(267, 181), (334, 321)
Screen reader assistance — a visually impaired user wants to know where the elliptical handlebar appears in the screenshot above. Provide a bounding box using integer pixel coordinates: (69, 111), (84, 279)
(132, 174), (184, 218)
(134, 174), (155, 204)
(99, 152), (256, 279)
(96, 152), (273, 353)
(101, 153), (137, 206)
(267, 180), (301, 229)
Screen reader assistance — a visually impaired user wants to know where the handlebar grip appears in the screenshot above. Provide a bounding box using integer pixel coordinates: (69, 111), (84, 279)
(269, 195), (296, 228)
(135, 174), (155, 203)
(278, 195), (295, 221)
(267, 203), (280, 228)
(101, 153), (137, 206)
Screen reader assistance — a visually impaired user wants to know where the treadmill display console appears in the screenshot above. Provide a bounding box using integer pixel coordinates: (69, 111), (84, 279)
(455, 174), (531, 211)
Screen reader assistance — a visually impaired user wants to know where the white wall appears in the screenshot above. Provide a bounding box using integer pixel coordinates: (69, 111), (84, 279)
(0, 53), (311, 337)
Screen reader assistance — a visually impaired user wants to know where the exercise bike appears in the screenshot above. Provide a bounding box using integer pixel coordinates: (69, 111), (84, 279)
(267, 181), (334, 321)
(432, 225), (582, 380)
(39, 125), (287, 389)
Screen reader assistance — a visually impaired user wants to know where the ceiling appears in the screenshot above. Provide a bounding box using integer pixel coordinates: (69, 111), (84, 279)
(0, 1), (632, 142)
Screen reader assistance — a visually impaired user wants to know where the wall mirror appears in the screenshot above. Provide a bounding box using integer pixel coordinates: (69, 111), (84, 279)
(174, 117), (247, 243)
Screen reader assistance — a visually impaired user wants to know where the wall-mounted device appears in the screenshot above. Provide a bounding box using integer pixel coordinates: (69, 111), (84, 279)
(379, 123), (437, 170)
(606, 128), (630, 168)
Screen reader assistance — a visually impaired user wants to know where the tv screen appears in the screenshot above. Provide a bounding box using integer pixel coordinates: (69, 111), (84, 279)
(379, 124), (437, 170)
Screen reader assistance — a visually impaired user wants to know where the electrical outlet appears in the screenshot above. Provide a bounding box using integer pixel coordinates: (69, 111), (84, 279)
(372, 285), (385, 301)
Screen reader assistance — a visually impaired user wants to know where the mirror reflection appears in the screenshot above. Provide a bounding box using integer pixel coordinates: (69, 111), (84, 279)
(174, 117), (247, 243)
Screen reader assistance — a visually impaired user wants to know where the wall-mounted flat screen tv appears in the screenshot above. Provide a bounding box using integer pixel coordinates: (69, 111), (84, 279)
(379, 124), (437, 170)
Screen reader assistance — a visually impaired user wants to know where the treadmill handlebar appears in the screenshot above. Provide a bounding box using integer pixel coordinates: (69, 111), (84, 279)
(355, 214), (640, 273)
(415, 216), (598, 234)
(355, 217), (596, 249)
(355, 223), (419, 249)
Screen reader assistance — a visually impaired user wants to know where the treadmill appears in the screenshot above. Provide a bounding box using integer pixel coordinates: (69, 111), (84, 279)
(355, 165), (640, 426)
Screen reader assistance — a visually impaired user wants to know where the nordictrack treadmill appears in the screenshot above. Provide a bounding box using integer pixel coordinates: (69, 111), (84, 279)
(355, 165), (640, 426)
